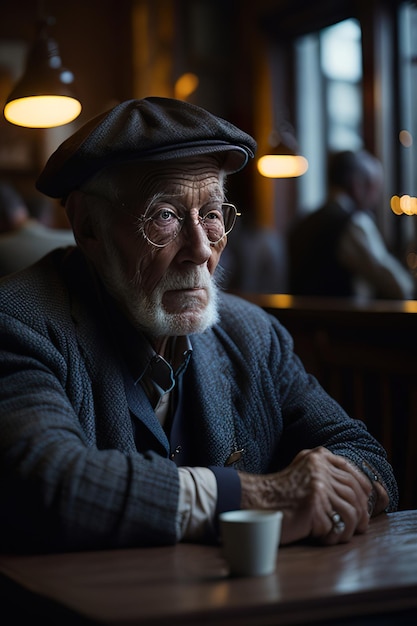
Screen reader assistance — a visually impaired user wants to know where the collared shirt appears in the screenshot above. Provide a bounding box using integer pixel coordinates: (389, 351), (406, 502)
(132, 333), (191, 424)
(135, 336), (220, 540)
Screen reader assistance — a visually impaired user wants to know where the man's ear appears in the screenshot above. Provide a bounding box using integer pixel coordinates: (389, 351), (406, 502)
(65, 191), (101, 256)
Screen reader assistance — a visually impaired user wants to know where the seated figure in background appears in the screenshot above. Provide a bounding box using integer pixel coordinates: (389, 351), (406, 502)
(0, 98), (397, 554)
(0, 180), (75, 277)
(221, 217), (287, 294)
(287, 149), (416, 299)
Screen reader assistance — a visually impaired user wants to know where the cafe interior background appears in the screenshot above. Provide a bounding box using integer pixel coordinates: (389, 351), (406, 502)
(1, 0), (417, 508)
(1, 0), (416, 282)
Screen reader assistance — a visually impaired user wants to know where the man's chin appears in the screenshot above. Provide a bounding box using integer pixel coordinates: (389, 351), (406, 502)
(162, 288), (208, 313)
(155, 309), (217, 336)
(117, 271), (219, 336)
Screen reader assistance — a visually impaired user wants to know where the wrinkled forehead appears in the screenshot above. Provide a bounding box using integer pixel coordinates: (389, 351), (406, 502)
(103, 155), (226, 199)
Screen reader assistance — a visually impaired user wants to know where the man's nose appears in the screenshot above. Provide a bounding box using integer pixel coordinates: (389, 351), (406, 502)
(184, 209), (206, 238)
(180, 210), (212, 259)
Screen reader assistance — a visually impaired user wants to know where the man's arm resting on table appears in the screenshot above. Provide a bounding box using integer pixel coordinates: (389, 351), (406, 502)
(175, 453), (390, 544)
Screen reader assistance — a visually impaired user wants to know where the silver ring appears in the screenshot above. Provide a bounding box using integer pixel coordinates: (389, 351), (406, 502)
(330, 512), (345, 535)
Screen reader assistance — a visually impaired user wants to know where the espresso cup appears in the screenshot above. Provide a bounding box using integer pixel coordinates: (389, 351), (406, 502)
(219, 509), (283, 577)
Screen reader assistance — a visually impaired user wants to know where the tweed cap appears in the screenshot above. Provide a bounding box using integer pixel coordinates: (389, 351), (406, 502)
(36, 97), (256, 198)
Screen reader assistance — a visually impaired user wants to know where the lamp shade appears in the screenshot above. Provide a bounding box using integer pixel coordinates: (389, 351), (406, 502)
(257, 127), (308, 178)
(3, 19), (82, 128)
(257, 153), (309, 178)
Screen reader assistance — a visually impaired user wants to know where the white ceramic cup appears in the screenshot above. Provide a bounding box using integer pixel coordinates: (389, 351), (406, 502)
(219, 509), (283, 577)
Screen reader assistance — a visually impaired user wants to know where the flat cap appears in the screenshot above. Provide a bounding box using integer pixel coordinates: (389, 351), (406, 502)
(36, 97), (257, 198)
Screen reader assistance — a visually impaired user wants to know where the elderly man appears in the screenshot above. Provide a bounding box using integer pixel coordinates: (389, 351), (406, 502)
(0, 98), (397, 553)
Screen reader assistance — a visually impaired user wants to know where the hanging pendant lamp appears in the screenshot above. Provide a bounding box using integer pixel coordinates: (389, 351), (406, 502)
(257, 125), (308, 178)
(3, 17), (82, 129)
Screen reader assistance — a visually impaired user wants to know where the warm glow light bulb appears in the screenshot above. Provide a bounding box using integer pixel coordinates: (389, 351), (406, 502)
(4, 95), (82, 128)
(257, 154), (309, 178)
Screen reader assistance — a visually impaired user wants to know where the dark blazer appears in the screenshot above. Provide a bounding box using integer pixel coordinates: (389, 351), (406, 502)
(0, 247), (398, 552)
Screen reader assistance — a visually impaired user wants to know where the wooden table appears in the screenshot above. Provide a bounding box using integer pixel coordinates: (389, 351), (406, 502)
(1, 510), (416, 625)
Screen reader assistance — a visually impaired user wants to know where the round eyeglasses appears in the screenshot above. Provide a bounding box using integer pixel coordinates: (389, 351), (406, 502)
(137, 202), (240, 248)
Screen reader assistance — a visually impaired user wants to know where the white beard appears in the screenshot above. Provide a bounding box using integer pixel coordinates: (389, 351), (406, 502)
(99, 242), (220, 337)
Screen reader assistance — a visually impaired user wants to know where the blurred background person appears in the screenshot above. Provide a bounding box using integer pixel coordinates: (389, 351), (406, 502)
(221, 207), (287, 294)
(0, 180), (75, 277)
(287, 150), (416, 299)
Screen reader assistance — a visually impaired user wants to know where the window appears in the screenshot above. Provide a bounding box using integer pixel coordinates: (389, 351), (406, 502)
(398, 2), (417, 200)
(321, 19), (362, 151)
(397, 1), (417, 264)
(295, 18), (363, 211)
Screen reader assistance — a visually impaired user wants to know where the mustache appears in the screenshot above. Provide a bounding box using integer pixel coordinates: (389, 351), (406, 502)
(157, 267), (213, 291)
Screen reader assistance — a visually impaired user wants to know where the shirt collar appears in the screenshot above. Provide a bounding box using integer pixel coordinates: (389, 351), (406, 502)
(100, 286), (192, 389)
(136, 335), (192, 392)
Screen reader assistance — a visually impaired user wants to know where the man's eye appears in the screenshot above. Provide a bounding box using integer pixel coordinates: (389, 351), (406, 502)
(200, 204), (224, 223)
(204, 210), (222, 222)
(152, 208), (179, 222)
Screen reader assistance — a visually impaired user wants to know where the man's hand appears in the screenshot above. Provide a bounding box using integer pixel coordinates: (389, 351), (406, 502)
(238, 447), (385, 545)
